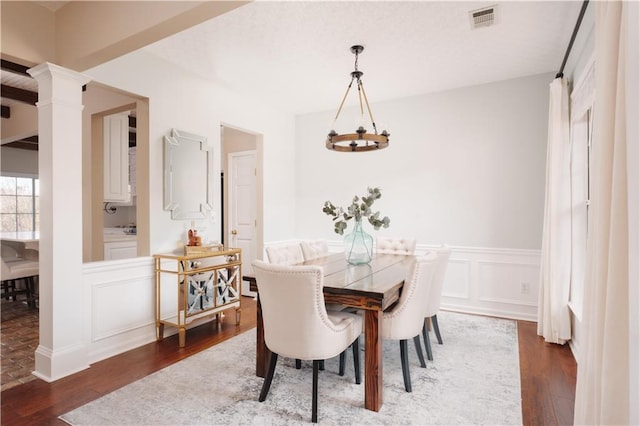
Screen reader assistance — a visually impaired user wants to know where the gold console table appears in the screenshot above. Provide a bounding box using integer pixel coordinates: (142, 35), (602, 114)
(153, 248), (242, 347)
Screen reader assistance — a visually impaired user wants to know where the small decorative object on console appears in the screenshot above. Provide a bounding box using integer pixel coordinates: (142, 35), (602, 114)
(187, 229), (202, 246)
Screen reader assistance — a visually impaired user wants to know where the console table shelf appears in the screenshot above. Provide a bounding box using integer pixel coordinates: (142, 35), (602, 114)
(153, 248), (242, 347)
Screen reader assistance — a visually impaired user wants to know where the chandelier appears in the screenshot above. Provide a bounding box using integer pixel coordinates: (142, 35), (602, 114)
(326, 45), (390, 152)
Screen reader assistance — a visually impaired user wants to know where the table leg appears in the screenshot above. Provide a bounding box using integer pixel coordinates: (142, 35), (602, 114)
(256, 294), (271, 378)
(178, 327), (186, 348)
(364, 309), (383, 411)
(156, 323), (164, 341)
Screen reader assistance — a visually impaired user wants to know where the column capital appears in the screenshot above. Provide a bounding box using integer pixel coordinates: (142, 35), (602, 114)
(27, 62), (92, 86)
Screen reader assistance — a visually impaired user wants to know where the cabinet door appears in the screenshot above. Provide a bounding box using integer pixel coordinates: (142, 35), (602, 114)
(104, 113), (130, 202)
(104, 241), (137, 260)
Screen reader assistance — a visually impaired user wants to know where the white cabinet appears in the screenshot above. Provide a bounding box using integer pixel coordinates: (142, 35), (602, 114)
(104, 112), (130, 203)
(129, 146), (136, 198)
(104, 241), (137, 260)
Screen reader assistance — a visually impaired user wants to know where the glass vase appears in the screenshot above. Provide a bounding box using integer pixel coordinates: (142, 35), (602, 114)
(344, 219), (374, 265)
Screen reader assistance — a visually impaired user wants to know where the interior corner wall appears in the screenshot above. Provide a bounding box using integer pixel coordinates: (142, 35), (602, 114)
(294, 72), (553, 250)
(0, 1), (56, 65)
(86, 49), (296, 252)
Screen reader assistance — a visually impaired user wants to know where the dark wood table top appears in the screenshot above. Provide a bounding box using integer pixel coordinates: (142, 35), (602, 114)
(245, 252), (413, 311)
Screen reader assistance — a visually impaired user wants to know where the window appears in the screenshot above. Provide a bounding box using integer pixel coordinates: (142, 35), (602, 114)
(0, 175), (39, 232)
(568, 59), (595, 320)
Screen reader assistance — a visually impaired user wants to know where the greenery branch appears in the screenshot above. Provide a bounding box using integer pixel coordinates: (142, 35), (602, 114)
(322, 187), (391, 235)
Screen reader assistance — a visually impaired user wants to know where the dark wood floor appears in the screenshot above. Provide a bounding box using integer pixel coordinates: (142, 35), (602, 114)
(518, 321), (577, 425)
(1, 298), (576, 425)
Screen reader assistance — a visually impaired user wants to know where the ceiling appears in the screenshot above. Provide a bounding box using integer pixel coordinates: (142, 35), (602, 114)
(1, 0), (581, 139)
(142, 1), (582, 115)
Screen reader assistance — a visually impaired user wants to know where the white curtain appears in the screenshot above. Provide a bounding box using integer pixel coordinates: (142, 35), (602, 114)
(537, 77), (572, 344)
(574, 1), (629, 424)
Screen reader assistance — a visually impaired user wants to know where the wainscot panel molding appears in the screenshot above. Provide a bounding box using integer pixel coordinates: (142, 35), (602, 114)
(324, 241), (541, 321)
(81, 256), (233, 365)
(83, 257), (157, 364)
(429, 245), (541, 322)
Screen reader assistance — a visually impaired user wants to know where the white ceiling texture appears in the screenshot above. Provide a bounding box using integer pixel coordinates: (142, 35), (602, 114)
(143, 1), (582, 115)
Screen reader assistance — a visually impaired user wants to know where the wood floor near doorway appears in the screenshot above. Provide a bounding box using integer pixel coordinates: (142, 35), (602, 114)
(1, 298), (576, 425)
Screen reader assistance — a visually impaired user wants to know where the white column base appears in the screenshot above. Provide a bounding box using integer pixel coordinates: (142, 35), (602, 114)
(33, 343), (90, 382)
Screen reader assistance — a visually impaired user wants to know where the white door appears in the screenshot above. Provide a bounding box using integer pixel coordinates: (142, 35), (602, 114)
(103, 112), (130, 203)
(228, 151), (257, 296)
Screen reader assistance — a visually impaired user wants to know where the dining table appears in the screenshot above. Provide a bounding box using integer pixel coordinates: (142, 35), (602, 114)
(245, 251), (415, 412)
(0, 231), (40, 251)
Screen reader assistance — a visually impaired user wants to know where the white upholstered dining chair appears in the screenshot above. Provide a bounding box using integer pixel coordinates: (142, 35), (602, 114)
(252, 260), (362, 423)
(376, 237), (417, 255)
(300, 239), (329, 261)
(264, 241), (342, 370)
(265, 242), (304, 265)
(422, 245), (452, 361)
(382, 251), (438, 392)
(1, 256), (39, 308)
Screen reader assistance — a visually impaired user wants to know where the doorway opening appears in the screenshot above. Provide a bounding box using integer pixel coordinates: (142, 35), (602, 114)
(220, 125), (263, 297)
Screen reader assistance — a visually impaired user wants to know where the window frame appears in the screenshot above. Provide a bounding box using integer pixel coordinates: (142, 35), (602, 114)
(0, 172), (40, 233)
(567, 56), (595, 321)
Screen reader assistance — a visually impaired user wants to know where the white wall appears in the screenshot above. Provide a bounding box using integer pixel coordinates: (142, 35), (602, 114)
(87, 50), (296, 252)
(76, 49), (296, 365)
(294, 73), (551, 250)
(290, 73), (551, 320)
(0, 146), (38, 176)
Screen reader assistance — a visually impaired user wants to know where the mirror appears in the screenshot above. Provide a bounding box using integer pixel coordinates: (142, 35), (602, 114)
(163, 129), (213, 220)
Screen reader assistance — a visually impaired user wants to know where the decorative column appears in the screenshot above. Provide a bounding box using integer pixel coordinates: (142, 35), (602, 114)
(28, 63), (91, 381)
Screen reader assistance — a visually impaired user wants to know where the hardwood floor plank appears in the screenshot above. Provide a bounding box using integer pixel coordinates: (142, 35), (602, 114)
(2, 303), (576, 425)
(517, 320), (577, 425)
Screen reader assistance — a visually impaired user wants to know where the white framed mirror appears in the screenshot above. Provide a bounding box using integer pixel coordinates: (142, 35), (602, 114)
(163, 129), (213, 220)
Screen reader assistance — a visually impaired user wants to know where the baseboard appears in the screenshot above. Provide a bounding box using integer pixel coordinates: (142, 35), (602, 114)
(33, 342), (90, 382)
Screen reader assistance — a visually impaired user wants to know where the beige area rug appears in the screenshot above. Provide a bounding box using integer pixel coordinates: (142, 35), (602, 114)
(60, 311), (522, 425)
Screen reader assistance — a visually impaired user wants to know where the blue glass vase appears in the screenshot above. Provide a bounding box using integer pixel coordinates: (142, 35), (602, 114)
(344, 219), (374, 265)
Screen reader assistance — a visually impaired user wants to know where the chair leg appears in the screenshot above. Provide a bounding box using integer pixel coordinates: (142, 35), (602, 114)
(26, 276), (35, 308)
(259, 352), (278, 402)
(312, 360), (319, 423)
(422, 318), (433, 361)
(339, 351), (346, 376)
(400, 339), (412, 392)
(296, 359), (302, 369)
(432, 314), (443, 344)
(352, 336), (361, 384)
(413, 335), (426, 368)
(319, 360), (324, 371)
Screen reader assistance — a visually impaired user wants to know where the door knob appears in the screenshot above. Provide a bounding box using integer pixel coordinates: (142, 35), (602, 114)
(231, 229), (238, 235)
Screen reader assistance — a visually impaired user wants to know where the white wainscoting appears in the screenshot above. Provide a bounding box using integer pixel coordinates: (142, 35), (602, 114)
(82, 257), (156, 364)
(81, 256), (237, 366)
(80, 244), (540, 371)
(323, 241), (541, 321)
(431, 246), (541, 321)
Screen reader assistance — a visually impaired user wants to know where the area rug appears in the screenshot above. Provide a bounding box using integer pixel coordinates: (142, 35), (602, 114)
(60, 311), (522, 425)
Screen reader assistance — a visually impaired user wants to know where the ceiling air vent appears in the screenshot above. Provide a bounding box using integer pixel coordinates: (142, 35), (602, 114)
(469, 5), (498, 29)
